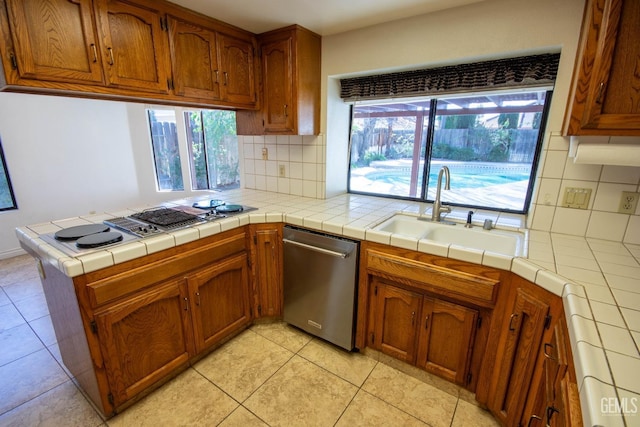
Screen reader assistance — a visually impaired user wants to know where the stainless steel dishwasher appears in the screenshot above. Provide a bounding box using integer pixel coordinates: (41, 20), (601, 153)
(283, 226), (359, 350)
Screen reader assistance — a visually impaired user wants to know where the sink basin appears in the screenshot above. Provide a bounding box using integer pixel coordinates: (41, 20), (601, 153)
(373, 214), (525, 256)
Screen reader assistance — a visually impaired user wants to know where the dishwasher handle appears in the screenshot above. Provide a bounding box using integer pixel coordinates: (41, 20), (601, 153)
(283, 238), (351, 258)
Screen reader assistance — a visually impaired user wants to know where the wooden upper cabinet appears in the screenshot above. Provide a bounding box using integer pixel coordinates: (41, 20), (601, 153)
(94, 0), (170, 93)
(218, 32), (256, 106)
(3, 0), (104, 84)
(167, 16), (220, 100)
(261, 35), (294, 133)
(237, 25), (321, 135)
(563, 0), (640, 135)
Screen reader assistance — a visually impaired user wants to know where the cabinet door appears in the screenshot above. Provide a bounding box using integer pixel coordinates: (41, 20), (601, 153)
(490, 287), (550, 426)
(4, 0), (103, 84)
(218, 32), (256, 105)
(416, 298), (477, 385)
(95, 0), (170, 93)
(167, 16), (220, 100)
(564, 0), (640, 134)
(252, 225), (283, 317)
(188, 253), (251, 353)
(95, 279), (194, 407)
(372, 281), (421, 363)
(261, 35), (294, 133)
(524, 315), (572, 427)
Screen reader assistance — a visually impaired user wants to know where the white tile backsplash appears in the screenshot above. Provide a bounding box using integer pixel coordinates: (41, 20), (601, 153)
(551, 207), (591, 236)
(586, 211), (629, 241)
(542, 150), (568, 179)
(562, 157), (602, 181)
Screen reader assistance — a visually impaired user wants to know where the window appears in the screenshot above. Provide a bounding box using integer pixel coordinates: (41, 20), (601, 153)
(343, 53), (560, 214)
(184, 110), (239, 191)
(348, 89), (550, 213)
(147, 108), (239, 192)
(0, 138), (17, 211)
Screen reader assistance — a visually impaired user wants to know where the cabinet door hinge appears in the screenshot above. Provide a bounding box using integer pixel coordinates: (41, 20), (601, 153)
(467, 372), (472, 385)
(544, 314), (552, 330)
(167, 78), (174, 91)
(374, 285), (378, 296)
(253, 235), (257, 245)
(107, 392), (114, 406)
(477, 316), (482, 329)
(90, 320), (98, 334)
(160, 16), (168, 31)
(257, 305), (262, 316)
(370, 332), (374, 344)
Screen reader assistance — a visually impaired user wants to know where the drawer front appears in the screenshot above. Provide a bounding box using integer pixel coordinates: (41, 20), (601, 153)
(87, 232), (246, 307)
(366, 249), (499, 307)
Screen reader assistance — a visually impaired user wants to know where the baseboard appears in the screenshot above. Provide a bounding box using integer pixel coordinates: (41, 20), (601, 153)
(0, 247), (27, 260)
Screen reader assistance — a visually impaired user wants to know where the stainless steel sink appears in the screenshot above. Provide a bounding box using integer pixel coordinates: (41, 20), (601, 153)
(373, 214), (525, 256)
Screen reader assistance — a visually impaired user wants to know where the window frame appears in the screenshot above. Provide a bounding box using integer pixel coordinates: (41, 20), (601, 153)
(347, 89), (553, 214)
(0, 138), (18, 211)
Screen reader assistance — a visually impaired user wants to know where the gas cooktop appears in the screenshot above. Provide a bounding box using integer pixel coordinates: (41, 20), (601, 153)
(104, 203), (257, 238)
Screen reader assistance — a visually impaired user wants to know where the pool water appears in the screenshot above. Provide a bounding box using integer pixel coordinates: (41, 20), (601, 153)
(365, 170), (531, 189)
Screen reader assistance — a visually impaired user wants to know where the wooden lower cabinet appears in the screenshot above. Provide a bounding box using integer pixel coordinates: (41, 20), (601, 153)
(249, 224), (283, 318)
(370, 279), (479, 386)
(477, 276), (566, 427)
(188, 253), (251, 352)
(371, 280), (422, 363)
(522, 314), (583, 427)
(417, 297), (477, 385)
(93, 252), (251, 409)
(94, 279), (194, 407)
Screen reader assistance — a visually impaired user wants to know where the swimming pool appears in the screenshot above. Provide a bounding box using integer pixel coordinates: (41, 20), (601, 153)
(363, 168), (531, 189)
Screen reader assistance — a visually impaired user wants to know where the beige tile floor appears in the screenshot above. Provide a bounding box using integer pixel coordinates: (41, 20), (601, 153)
(0, 254), (499, 427)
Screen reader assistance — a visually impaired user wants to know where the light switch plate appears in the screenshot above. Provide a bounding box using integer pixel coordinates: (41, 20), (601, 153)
(562, 187), (591, 209)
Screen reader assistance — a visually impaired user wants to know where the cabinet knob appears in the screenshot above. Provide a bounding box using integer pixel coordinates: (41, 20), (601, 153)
(596, 82), (605, 104)
(107, 47), (114, 66)
(527, 414), (542, 427)
(90, 44), (98, 63)
(508, 313), (519, 331)
(543, 342), (555, 360)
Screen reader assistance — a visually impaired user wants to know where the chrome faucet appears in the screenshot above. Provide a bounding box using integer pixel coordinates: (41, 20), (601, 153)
(431, 166), (451, 222)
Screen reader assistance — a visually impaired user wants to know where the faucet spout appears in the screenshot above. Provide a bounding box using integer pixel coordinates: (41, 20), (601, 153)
(431, 166), (451, 222)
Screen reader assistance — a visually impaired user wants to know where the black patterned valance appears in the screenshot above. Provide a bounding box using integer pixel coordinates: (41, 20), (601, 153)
(340, 53), (561, 101)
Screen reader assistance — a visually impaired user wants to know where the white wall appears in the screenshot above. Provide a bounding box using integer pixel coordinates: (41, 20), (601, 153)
(0, 94), (206, 257)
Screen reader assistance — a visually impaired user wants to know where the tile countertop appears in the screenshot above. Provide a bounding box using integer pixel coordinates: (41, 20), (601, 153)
(14, 189), (640, 427)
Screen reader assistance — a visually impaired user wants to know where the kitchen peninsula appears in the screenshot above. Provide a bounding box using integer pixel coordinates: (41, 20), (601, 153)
(16, 188), (639, 426)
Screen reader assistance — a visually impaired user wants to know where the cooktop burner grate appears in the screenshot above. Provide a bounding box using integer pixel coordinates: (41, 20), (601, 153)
(130, 208), (199, 227)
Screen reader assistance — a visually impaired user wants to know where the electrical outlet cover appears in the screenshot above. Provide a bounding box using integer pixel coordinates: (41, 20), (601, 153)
(618, 191), (639, 214)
